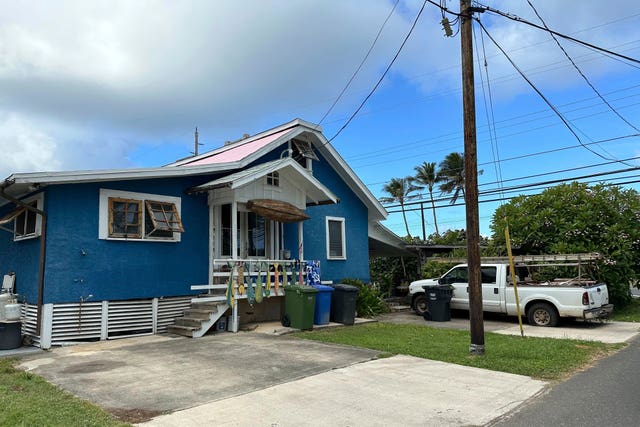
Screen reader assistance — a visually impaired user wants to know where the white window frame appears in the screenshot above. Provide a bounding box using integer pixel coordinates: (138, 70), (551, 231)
(98, 189), (183, 242)
(326, 216), (346, 260)
(266, 171), (280, 187)
(12, 193), (44, 242)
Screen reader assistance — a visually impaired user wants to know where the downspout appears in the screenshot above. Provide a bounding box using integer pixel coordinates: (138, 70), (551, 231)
(0, 179), (47, 336)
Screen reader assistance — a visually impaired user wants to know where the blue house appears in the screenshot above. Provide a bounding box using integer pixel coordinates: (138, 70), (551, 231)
(0, 119), (406, 348)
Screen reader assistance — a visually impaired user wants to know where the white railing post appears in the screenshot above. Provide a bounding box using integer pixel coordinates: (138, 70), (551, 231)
(100, 300), (109, 340)
(40, 303), (53, 349)
(152, 298), (159, 334)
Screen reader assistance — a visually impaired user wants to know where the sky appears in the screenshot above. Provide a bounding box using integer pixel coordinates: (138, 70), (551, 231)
(1, 0), (639, 238)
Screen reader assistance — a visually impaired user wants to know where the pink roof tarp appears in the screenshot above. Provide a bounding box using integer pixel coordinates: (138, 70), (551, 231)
(181, 128), (292, 166)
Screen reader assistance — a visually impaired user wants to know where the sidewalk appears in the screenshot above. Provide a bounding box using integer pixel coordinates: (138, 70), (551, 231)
(141, 354), (547, 427)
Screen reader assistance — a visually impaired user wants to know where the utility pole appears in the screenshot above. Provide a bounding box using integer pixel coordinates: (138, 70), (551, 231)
(460, 0), (485, 355)
(420, 202), (426, 241)
(194, 127), (201, 156)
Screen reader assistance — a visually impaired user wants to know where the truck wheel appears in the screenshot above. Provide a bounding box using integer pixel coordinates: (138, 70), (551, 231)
(413, 294), (428, 317)
(527, 303), (558, 327)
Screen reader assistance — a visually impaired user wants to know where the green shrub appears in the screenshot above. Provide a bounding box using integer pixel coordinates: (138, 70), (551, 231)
(341, 278), (389, 318)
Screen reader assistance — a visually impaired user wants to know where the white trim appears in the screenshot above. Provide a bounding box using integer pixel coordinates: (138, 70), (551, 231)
(13, 192), (44, 241)
(5, 119), (386, 221)
(98, 189), (182, 242)
(326, 216), (346, 260)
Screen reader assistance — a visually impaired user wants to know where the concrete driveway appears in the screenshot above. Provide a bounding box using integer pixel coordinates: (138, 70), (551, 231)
(377, 310), (640, 343)
(14, 313), (638, 426)
(16, 329), (546, 426)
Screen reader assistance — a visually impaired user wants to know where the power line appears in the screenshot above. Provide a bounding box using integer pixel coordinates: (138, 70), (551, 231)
(475, 18), (634, 167)
(382, 161), (640, 209)
(351, 85), (640, 167)
(326, 0), (429, 143)
(526, 0), (640, 134)
(474, 3), (640, 65)
(316, 0), (400, 126)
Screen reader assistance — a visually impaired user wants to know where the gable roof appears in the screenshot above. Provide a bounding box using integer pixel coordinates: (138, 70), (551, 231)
(188, 157), (338, 206)
(173, 118), (386, 221)
(1, 119), (386, 221)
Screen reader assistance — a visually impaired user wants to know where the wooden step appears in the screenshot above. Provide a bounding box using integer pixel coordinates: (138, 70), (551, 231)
(184, 308), (215, 319)
(167, 324), (196, 337)
(175, 317), (205, 328)
(191, 301), (224, 310)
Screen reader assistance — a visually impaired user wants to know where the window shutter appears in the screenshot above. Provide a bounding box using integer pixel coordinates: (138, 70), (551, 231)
(328, 220), (343, 258)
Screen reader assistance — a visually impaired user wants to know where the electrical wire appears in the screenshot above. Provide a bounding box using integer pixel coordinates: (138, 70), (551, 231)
(473, 2), (640, 66)
(382, 162), (640, 209)
(526, 0), (640, 134)
(326, 0), (429, 143)
(474, 18), (505, 203)
(475, 18), (635, 167)
(316, 0), (400, 126)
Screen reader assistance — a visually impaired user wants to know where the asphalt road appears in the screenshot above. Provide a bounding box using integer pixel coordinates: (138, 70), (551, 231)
(491, 336), (640, 427)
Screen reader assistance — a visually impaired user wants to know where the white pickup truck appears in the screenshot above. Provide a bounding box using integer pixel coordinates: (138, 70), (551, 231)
(408, 263), (613, 326)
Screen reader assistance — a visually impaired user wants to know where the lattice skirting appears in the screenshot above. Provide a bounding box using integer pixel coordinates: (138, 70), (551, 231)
(20, 296), (192, 349)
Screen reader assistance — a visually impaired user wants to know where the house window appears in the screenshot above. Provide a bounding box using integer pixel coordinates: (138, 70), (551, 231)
(109, 198), (142, 238)
(99, 189), (183, 242)
(0, 193), (44, 241)
(326, 216), (346, 260)
(145, 200), (184, 237)
(266, 172), (279, 187)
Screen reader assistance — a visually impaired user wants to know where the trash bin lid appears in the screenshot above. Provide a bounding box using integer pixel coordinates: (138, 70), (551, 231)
(284, 284), (318, 293)
(311, 284), (334, 292)
(332, 284), (359, 292)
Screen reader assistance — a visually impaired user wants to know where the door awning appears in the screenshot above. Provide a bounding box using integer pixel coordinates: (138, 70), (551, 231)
(187, 157), (338, 206)
(247, 199), (310, 223)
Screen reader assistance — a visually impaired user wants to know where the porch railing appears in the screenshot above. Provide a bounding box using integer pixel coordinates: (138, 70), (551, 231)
(190, 259), (309, 332)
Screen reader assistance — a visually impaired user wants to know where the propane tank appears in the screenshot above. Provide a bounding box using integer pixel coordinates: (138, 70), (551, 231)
(0, 293), (11, 321)
(4, 303), (21, 321)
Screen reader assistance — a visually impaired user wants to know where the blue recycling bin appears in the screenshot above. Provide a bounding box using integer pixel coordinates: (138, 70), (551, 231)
(312, 285), (334, 325)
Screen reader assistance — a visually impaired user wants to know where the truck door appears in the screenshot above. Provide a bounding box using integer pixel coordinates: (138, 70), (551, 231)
(480, 266), (502, 312)
(438, 266), (468, 309)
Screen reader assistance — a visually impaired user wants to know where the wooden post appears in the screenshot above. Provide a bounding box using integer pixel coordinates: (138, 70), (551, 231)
(461, 0), (485, 355)
(420, 202), (426, 240)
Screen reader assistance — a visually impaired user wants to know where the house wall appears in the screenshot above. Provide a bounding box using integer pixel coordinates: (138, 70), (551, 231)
(282, 152), (371, 284)
(0, 192), (42, 301)
(0, 177), (211, 304)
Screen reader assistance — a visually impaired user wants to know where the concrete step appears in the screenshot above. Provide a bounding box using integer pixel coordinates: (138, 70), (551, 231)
(175, 317), (205, 328)
(167, 324), (196, 337)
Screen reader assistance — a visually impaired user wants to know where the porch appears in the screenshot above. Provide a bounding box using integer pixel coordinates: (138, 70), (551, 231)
(169, 258), (319, 337)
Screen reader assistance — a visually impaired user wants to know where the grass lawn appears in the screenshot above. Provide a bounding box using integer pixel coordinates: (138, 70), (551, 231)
(296, 323), (624, 380)
(0, 358), (130, 427)
(610, 297), (640, 322)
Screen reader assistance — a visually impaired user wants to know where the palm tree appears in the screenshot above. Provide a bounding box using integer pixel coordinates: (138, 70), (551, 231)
(414, 161), (441, 236)
(381, 177), (421, 238)
(437, 152), (465, 205)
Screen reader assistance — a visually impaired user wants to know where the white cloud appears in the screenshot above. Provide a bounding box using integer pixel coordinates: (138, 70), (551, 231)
(0, 0), (637, 175)
(0, 113), (61, 178)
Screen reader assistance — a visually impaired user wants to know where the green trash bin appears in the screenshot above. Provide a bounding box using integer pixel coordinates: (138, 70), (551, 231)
(283, 285), (318, 330)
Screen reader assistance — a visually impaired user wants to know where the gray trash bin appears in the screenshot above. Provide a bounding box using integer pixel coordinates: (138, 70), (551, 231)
(422, 285), (453, 322)
(0, 321), (22, 350)
(330, 284), (359, 325)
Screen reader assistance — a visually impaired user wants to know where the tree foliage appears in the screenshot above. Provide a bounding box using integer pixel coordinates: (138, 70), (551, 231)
(437, 152), (466, 204)
(381, 176), (421, 238)
(490, 182), (640, 306)
(414, 161), (441, 235)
